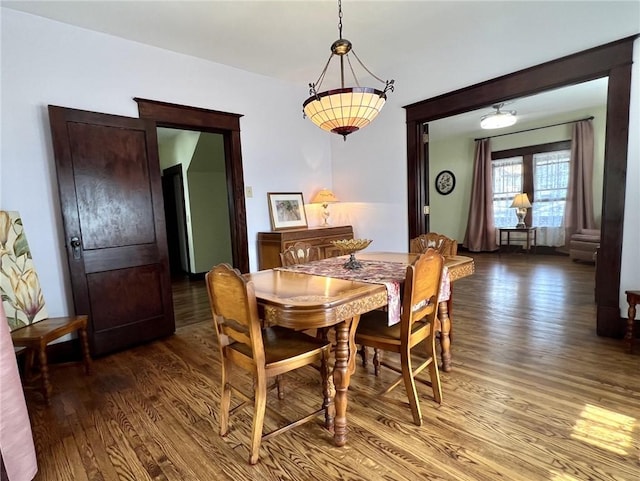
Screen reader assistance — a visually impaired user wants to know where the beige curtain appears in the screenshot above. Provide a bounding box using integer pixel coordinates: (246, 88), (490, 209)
(463, 139), (498, 252)
(564, 120), (596, 244)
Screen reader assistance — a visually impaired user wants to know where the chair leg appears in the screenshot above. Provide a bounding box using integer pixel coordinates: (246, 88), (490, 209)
(276, 375), (285, 400)
(219, 360), (232, 437)
(38, 342), (52, 405)
(249, 375), (267, 465)
(426, 335), (442, 404)
(359, 345), (368, 367)
(373, 348), (381, 376)
(400, 349), (422, 426)
(79, 326), (92, 375)
(24, 348), (36, 382)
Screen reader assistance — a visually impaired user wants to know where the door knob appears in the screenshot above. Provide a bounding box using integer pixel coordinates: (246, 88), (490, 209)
(70, 236), (82, 260)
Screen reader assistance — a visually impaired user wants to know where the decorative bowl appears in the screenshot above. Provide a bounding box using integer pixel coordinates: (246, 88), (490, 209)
(330, 239), (372, 254)
(330, 239), (372, 269)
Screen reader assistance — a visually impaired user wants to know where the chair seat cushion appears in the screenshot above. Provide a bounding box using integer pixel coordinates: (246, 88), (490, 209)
(230, 326), (330, 366)
(356, 310), (430, 345)
(570, 233), (600, 243)
(578, 228), (601, 238)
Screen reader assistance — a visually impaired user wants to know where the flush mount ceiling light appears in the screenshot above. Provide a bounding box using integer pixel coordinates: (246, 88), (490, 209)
(480, 103), (517, 129)
(303, 0), (394, 141)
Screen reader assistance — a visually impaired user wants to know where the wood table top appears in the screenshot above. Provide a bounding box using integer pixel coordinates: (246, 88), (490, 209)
(245, 252), (474, 329)
(245, 269), (387, 329)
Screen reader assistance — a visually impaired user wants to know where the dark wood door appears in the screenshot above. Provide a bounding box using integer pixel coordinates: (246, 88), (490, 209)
(162, 165), (190, 277)
(48, 106), (175, 356)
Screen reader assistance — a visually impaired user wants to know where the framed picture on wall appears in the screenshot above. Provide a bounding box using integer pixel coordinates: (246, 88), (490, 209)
(267, 192), (308, 230)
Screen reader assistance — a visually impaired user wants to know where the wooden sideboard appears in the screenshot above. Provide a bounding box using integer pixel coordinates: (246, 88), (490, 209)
(257, 225), (354, 270)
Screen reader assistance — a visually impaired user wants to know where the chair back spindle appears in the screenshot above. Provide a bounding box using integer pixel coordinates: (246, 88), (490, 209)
(280, 242), (321, 266)
(410, 233), (458, 257)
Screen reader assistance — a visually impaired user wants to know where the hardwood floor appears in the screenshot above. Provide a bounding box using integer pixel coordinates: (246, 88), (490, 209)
(25, 254), (640, 480)
(171, 276), (210, 329)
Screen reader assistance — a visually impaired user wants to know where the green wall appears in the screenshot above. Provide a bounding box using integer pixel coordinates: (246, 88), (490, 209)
(429, 106), (606, 242)
(187, 134), (233, 273)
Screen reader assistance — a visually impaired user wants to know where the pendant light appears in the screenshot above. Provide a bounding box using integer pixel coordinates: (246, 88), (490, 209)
(480, 103), (517, 129)
(303, 0), (395, 140)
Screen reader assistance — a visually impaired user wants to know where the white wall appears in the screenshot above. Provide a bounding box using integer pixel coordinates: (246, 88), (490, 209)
(0, 9), (332, 317)
(1, 8), (638, 321)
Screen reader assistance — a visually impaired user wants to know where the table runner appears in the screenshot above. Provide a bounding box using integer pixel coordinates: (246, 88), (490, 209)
(276, 256), (450, 325)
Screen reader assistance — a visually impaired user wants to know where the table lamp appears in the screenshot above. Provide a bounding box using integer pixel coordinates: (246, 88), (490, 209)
(510, 193), (532, 228)
(312, 189), (339, 226)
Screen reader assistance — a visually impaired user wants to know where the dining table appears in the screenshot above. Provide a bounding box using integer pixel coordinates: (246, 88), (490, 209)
(276, 251), (475, 372)
(245, 251), (474, 448)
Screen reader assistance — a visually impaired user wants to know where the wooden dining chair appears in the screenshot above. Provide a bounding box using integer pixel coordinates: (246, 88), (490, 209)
(355, 249), (444, 426)
(410, 233), (458, 257)
(279, 242), (321, 266)
(205, 263), (331, 464)
(410, 232), (457, 345)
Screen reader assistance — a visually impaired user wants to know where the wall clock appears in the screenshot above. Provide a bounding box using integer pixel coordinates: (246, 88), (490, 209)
(435, 170), (456, 195)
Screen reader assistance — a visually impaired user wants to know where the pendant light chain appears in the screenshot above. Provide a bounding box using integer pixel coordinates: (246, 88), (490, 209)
(337, 0), (343, 39)
(303, 0), (395, 140)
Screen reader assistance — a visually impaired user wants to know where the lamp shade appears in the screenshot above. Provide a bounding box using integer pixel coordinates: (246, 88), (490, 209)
(480, 112), (517, 129)
(312, 189), (339, 205)
(480, 103), (517, 129)
(303, 2), (393, 140)
(510, 193), (532, 209)
(303, 88), (387, 138)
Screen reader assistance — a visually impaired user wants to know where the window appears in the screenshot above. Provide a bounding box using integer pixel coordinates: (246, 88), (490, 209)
(492, 141), (571, 229)
(532, 150), (570, 227)
(493, 157), (523, 228)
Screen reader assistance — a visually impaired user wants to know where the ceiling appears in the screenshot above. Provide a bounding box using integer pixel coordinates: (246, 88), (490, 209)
(1, 1), (631, 136)
(429, 77), (608, 139)
(2, 1), (492, 84)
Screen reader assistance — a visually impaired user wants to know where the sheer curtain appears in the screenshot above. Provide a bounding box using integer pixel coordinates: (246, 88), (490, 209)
(564, 119), (596, 244)
(463, 139), (498, 252)
(532, 150), (571, 246)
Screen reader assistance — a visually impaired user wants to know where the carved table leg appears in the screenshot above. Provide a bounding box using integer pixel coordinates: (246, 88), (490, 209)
(438, 300), (452, 372)
(332, 315), (361, 447)
(321, 349), (335, 430)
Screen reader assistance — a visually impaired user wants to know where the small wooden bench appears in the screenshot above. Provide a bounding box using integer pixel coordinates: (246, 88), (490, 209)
(11, 315), (91, 404)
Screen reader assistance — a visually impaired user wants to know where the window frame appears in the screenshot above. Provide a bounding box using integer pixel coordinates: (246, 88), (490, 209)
(492, 140), (571, 227)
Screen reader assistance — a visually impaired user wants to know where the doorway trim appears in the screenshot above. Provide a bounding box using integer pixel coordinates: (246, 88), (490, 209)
(134, 98), (249, 273)
(403, 36), (637, 337)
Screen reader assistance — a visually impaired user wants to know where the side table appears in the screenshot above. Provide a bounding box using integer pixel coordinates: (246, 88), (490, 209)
(499, 227), (537, 254)
(625, 290), (639, 353)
